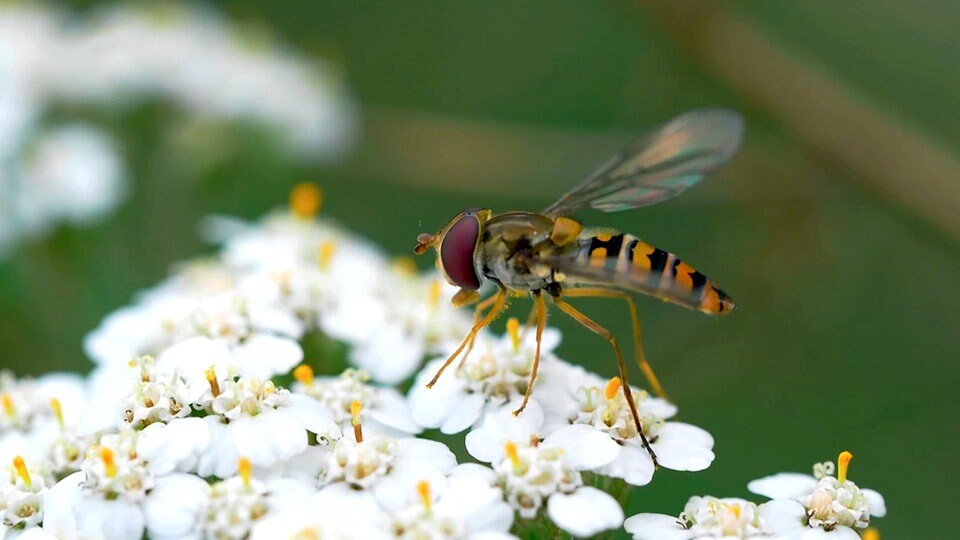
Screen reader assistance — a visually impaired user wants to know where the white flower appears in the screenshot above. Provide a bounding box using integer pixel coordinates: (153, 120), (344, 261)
(550, 366), (715, 486)
(292, 367), (421, 436)
(250, 484), (392, 540)
(408, 320), (568, 434)
(143, 459), (316, 540)
(388, 465), (515, 539)
(0, 455), (51, 530)
(624, 496), (807, 539)
(748, 452), (886, 537)
(0, 372), (88, 465)
(40, 471), (144, 540)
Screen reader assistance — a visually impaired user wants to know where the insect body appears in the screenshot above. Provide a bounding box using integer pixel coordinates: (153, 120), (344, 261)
(414, 109), (744, 465)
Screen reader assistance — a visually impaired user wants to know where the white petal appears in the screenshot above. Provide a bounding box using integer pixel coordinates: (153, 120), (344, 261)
(547, 487), (624, 537)
(155, 336), (230, 380)
(800, 527), (861, 540)
(542, 425), (619, 470)
(862, 488), (886, 517)
(144, 474), (209, 537)
(396, 438), (458, 474)
(748, 473), (818, 500)
(623, 513), (690, 540)
(449, 463), (498, 485)
(367, 389), (421, 434)
(195, 417), (239, 478)
(758, 499), (807, 534)
(351, 326), (424, 385)
(286, 394), (341, 440)
(464, 400), (543, 462)
(138, 418), (210, 475)
(440, 392), (486, 434)
(233, 334), (303, 379)
(408, 358), (466, 429)
(600, 444), (654, 486)
(651, 425), (715, 472)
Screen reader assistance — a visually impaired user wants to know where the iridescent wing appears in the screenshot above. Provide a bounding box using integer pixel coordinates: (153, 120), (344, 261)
(542, 109), (744, 216)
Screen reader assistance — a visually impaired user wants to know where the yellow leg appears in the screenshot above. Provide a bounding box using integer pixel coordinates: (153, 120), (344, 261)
(512, 292), (547, 416)
(551, 293), (659, 468)
(456, 293), (501, 374)
(561, 287), (666, 399)
(427, 289), (508, 388)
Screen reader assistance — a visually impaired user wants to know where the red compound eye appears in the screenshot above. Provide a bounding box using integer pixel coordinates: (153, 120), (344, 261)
(440, 214), (481, 290)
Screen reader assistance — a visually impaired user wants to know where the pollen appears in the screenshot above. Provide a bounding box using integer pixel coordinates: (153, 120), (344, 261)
(50, 398), (64, 429)
(205, 366), (221, 397)
(863, 528), (880, 540)
(605, 376), (622, 400)
(13, 456), (32, 488)
(238, 457), (253, 489)
(100, 447), (117, 478)
(290, 182), (322, 219)
(427, 279), (442, 308)
(506, 318), (521, 352)
(317, 240), (337, 271)
(350, 400), (364, 443)
(416, 480), (432, 513)
(392, 257), (417, 276)
(293, 364), (315, 387)
(2, 394), (14, 418)
(837, 450), (853, 483)
(504, 441), (522, 474)
(729, 503), (741, 519)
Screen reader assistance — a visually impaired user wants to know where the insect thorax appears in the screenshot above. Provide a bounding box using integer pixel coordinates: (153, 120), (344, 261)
(476, 212), (574, 293)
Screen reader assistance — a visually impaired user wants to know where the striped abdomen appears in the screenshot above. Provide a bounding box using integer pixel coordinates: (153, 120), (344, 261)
(563, 230), (734, 315)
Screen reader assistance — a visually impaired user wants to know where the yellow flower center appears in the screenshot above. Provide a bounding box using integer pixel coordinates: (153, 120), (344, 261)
(238, 457), (253, 490)
(2, 393), (14, 418)
(205, 366), (221, 397)
(417, 480), (432, 513)
(504, 441), (523, 474)
(101, 447), (117, 479)
(838, 450), (853, 484)
(293, 364), (315, 387)
(351, 400), (364, 443)
(13, 456), (31, 488)
(290, 182), (322, 218)
(506, 318), (521, 352)
(604, 376), (622, 401)
(317, 240), (337, 271)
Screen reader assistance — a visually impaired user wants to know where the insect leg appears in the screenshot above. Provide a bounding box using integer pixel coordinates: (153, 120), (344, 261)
(550, 293), (659, 468)
(560, 287), (666, 398)
(512, 291), (547, 416)
(426, 288), (508, 388)
(455, 293), (501, 374)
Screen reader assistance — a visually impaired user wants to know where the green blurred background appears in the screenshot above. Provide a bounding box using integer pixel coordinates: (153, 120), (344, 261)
(3, 1), (958, 537)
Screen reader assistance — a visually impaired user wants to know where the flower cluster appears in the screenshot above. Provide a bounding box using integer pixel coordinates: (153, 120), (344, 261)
(0, 1), (355, 257)
(0, 187), (886, 539)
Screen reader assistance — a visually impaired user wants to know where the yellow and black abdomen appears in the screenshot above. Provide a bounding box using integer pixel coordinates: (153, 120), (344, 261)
(563, 230), (734, 315)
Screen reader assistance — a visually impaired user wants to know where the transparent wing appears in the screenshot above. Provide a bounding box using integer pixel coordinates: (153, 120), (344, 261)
(543, 109), (744, 216)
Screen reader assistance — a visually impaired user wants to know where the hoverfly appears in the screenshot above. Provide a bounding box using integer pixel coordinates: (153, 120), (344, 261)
(414, 109), (743, 465)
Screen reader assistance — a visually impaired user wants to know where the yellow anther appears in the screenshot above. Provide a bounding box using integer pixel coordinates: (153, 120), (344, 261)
(837, 451), (853, 483)
(729, 503), (741, 519)
(504, 441), (522, 473)
(605, 377), (622, 400)
(293, 364), (315, 387)
(506, 318), (521, 352)
(428, 280), (442, 308)
(392, 257), (417, 276)
(416, 480), (432, 512)
(13, 456), (31, 488)
(863, 528), (880, 540)
(317, 240), (337, 271)
(238, 457), (252, 489)
(100, 447), (117, 478)
(290, 182), (322, 218)
(2, 394), (14, 418)
(350, 400), (363, 443)
(50, 398), (64, 429)
(205, 366), (221, 397)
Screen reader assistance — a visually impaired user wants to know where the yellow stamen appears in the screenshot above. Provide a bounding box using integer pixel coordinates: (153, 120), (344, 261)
(205, 366), (221, 397)
(416, 480), (432, 513)
(50, 398), (64, 429)
(293, 364), (315, 387)
(238, 457), (252, 489)
(100, 447), (117, 478)
(863, 528), (880, 540)
(504, 441), (521, 473)
(317, 240), (337, 270)
(13, 456), (31, 488)
(351, 400), (363, 443)
(392, 257), (417, 276)
(838, 450), (853, 483)
(506, 318), (520, 352)
(729, 503), (741, 519)
(290, 182), (322, 218)
(428, 280), (442, 309)
(605, 376), (622, 400)
(2, 394), (14, 418)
